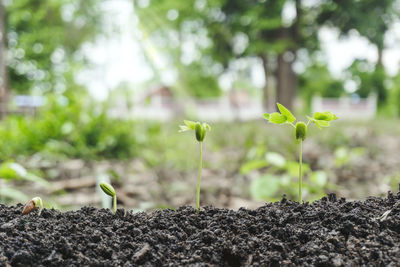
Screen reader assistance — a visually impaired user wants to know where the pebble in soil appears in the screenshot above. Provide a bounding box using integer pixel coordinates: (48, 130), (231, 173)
(0, 192), (400, 266)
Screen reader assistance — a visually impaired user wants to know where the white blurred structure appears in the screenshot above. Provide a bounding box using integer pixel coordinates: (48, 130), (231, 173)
(109, 88), (264, 121)
(311, 94), (377, 120)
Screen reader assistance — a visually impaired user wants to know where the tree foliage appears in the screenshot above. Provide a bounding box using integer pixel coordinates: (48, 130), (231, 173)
(5, 0), (103, 94)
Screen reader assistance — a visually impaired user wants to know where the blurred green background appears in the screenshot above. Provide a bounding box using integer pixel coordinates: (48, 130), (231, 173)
(0, 0), (400, 210)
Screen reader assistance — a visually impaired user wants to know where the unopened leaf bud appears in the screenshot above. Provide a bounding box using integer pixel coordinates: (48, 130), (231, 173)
(195, 123), (204, 142)
(100, 182), (116, 197)
(295, 122), (307, 141)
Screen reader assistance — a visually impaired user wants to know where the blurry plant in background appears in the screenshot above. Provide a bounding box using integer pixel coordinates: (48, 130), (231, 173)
(241, 150), (335, 202)
(0, 161), (48, 203)
(299, 63), (344, 111)
(4, 0), (103, 97)
(0, 91), (139, 161)
(334, 147), (366, 168)
(135, 0), (400, 112)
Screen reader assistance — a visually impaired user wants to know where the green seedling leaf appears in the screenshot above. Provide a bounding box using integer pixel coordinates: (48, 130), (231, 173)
(203, 123), (211, 131)
(268, 112), (287, 124)
(313, 111), (338, 121)
(178, 125), (190, 132)
(100, 182), (116, 197)
(184, 120), (197, 130)
(32, 197), (44, 215)
(99, 182), (117, 214)
(313, 112), (329, 121)
(307, 115), (330, 129)
(315, 120), (330, 128)
(277, 103), (296, 123)
(263, 113), (270, 120)
(180, 120), (210, 143)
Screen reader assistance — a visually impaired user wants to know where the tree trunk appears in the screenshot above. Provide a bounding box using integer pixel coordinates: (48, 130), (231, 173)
(0, 0), (8, 118)
(375, 44), (386, 105)
(260, 54), (274, 111)
(377, 45), (383, 67)
(275, 0), (301, 110)
(276, 52), (296, 110)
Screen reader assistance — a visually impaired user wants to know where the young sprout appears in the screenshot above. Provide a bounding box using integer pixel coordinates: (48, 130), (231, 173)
(179, 120), (211, 213)
(22, 197), (43, 216)
(263, 103), (337, 203)
(99, 182), (117, 214)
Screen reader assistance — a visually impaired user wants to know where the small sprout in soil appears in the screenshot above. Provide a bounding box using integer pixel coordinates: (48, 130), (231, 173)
(263, 103), (337, 203)
(22, 197), (43, 216)
(179, 120), (211, 213)
(99, 182), (117, 214)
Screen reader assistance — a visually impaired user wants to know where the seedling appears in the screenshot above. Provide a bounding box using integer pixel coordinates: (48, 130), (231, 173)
(22, 197), (43, 216)
(263, 103), (337, 203)
(179, 120), (211, 213)
(99, 182), (117, 214)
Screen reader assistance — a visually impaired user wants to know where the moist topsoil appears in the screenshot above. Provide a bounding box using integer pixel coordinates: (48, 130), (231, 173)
(1, 193), (400, 267)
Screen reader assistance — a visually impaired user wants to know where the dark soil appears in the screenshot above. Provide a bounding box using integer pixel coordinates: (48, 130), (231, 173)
(1, 192), (400, 266)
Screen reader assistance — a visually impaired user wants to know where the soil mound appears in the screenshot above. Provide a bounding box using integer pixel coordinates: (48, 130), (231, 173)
(1, 192), (399, 266)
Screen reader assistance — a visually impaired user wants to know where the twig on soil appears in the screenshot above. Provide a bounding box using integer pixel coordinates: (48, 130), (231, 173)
(379, 201), (399, 221)
(133, 243), (150, 261)
(244, 254), (253, 267)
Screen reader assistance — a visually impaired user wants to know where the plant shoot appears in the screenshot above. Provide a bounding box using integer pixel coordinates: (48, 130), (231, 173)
(22, 197), (43, 216)
(179, 120), (211, 213)
(99, 182), (117, 214)
(263, 103), (337, 203)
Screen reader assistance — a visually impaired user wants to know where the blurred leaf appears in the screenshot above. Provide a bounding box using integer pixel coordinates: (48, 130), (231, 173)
(0, 187), (29, 202)
(265, 152), (286, 168)
(23, 173), (50, 187)
(0, 162), (20, 180)
(0, 161), (49, 187)
(310, 171), (328, 187)
(240, 160), (268, 175)
(334, 147), (349, 167)
(286, 161), (310, 177)
(250, 175), (280, 201)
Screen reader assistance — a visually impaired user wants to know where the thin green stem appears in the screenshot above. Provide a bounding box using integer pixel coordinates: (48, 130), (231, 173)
(196, 142), (203, 213)
(299, 140), (303, 203)
(37, 198), (43, 216)
(113, 195), (117, 214)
